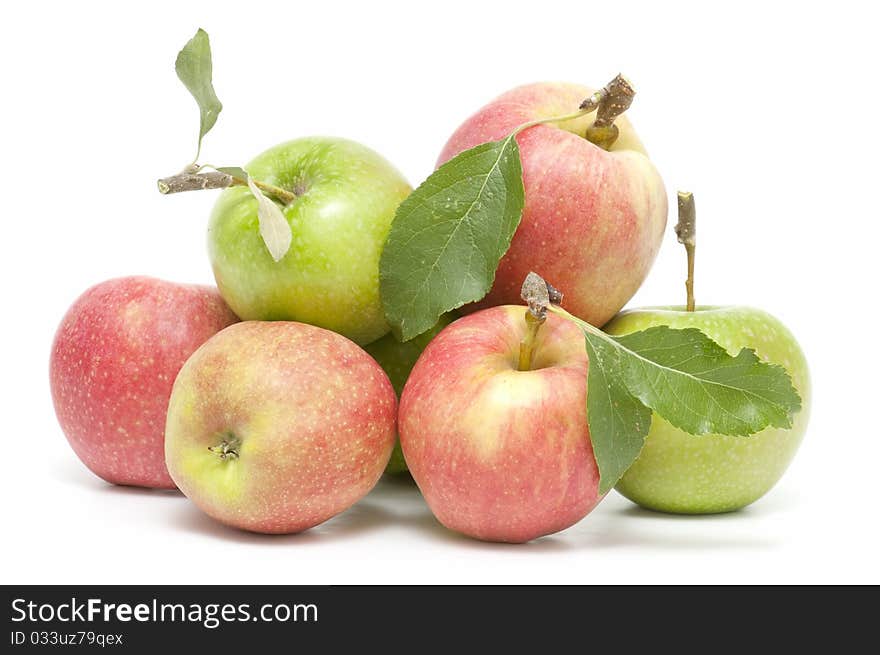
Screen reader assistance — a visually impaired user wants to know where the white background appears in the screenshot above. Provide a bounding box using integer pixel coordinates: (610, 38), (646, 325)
(2, 0), (877, 584)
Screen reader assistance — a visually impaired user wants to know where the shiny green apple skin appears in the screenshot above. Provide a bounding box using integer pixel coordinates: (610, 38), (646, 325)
(604, 306), (810, 514)
(365, 313), (456, 474)
(208, 137), (412, 345)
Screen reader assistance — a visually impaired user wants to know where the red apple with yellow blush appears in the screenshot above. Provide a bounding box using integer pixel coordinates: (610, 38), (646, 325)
(437, 79), (667, 327)
(50, 277), (239, 488)
(164, 321), (397, 534)
(399, 305), (601, 543)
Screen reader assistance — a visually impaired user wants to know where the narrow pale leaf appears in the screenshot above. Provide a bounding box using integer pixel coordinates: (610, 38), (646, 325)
(216, 166), (248, 181)
(175, 28), (222, 159)
(247, 177), (291, 262)
(613, 326), (802, 436)
(380, 135), (524, 340)
(584, 333), (653, 494)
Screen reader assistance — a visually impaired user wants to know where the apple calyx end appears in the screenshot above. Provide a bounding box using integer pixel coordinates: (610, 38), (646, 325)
(208, 433), (241, 461)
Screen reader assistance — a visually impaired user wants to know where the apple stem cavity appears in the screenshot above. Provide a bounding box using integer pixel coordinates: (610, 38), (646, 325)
(207, 434), (241, 461)
(675, 191), (697, 312)
(157, 169), (298, 205)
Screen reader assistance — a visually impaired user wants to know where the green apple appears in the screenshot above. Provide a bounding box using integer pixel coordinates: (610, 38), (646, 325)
(604, 306), (811, 514)
(208, 137), (411, 345)
(365, 313), (456, 474)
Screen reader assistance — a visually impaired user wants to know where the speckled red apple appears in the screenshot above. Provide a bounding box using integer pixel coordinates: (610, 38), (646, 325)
(50, 277), (239, 488)
(438, 82), (667, 327)
(399, 305), (601, 543)
(164, 321), (397, 534)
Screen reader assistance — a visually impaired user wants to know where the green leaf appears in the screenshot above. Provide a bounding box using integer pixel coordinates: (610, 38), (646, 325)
(216, 166), (248, 181)
(552, 306), (803, 493)
(175, 28), (222, 160)
(379, 135), (524, 340)
(613, 326), (802, 436)
(583, 333), (653, 494)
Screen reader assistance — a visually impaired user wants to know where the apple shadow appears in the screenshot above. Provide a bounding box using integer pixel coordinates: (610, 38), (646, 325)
(307, 501), (400, 541)
(101, 484), (182, 499)
(53, 459), (111, 489)
(614, 503), (758, 521)
(56, 455), (791, 551)
(53, 458), (182, 498)
(168, 483), (407, 544)
(579, 523), (779, 551)
(571, 493), (795, 550)
(167, 475), (574, 551)
(359, 481), (579, 552)
(419, 517), (577, 552)
(607, 486), (800, 520)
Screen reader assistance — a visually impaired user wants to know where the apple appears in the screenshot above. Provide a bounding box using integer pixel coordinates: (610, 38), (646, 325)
(399, 305), (601, 543)
(364, 313), (456, 474)
(208, 137), (412, 345)
(165, 321), (397, 534)
(50, 277), (239, 488)
(437, 82), (667, 327)
(605, 306), (811, 513)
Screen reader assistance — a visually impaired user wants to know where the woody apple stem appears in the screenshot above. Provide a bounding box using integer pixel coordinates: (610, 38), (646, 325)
(512, 73), (635, 151)
(676, 191), (697, 311)
(685, 244), (696, 312)
(583, 74), (635, 150)
(157, 170), (298, 205)
(518, 271), (564, 370)
(518, 311), (545, 372)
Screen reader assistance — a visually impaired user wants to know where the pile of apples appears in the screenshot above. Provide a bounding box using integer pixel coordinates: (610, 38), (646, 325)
(50, 81), (810, 543)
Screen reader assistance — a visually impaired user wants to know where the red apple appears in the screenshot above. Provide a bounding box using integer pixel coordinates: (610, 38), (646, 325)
(164, 321), (397, 534)
(50, 277), (239, 488)
(399, 305), (601, 543)
(438, 82), (667, 327)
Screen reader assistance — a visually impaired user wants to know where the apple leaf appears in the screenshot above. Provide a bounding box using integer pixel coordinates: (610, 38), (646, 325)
(216, 166), (248, 181)
(552, 306), (802, 493)
(247, 177), (292, 262)
(613, 326), (802, 436)
(175, 28), (222, 160)
(583, 334), (653, 494)
(379, 135), (524, 341)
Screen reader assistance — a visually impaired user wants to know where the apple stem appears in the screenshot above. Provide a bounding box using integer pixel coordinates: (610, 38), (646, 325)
(512, 108), (595, 135)
(583, 74), (635, 150)
(675, 191), (697, 312)
(157, 170), (298, 205)
(518, 311), (546, 371)
(511, 74), (635, 151)
(518, 272), (565, 371)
